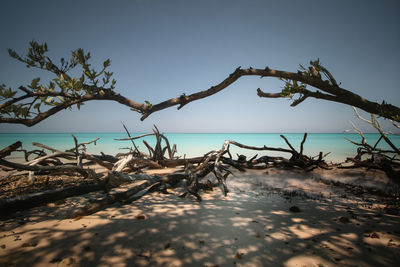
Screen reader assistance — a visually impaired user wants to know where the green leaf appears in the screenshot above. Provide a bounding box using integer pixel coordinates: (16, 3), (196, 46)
(31, 77), (40, 88)
(103, 59), (111, 68)
(144, 100), (153, 109)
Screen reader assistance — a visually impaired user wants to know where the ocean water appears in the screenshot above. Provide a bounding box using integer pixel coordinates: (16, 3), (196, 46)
(0, 133), (399, 163)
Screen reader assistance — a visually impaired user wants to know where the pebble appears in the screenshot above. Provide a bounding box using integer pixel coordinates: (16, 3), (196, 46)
(289, 206), (301, 212)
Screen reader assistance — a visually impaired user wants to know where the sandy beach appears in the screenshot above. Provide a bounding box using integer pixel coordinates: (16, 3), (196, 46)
(0, 167), (399, 267)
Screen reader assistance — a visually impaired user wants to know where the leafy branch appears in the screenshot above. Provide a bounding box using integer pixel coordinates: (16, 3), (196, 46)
(1, 41), (148, 126)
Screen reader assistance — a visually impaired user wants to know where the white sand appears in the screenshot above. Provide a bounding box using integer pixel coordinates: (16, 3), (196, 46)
(0, 168), (399, 267)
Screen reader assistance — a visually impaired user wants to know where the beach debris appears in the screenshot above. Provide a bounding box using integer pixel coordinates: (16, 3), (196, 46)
(340, 108), (400, 183)
(21, 242), (38, 247)
(2, 122), (397, 221)
(234, 251), (244, 259)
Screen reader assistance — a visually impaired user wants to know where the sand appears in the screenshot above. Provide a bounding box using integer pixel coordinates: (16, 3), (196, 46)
(0, 168), (399, 267)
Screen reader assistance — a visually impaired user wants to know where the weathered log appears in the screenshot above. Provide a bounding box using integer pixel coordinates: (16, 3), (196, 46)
(113, 154), (134, 172)
(0, 183), (103, 217)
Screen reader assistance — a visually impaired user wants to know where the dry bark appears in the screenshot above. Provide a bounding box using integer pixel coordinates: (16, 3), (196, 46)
(0, 141), (22, 159)
(138, 66), (400, 122)
(0, 184), (103, 217)
(3, 48), (399, 127)
(340, 108), (400, 183)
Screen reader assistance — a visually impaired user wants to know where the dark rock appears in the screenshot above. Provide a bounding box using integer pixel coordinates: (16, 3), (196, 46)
(289, 206), (301, 212)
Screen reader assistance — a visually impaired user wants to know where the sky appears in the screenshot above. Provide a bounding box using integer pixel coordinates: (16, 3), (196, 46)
(0, 0), (399, 133)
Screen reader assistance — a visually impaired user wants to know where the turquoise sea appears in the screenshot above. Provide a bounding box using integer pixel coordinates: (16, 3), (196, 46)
(0, 133), (399, 163)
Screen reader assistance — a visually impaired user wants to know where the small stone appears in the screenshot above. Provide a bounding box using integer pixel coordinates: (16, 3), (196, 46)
(136, 214), (146, 220)
(289, 206), (301, 212)
(338, 216), (350, 223)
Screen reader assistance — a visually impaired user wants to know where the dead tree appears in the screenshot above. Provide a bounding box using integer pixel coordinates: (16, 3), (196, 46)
(1, 42), (399, 127)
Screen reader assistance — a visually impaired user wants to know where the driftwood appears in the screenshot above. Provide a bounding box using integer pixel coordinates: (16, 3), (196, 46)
(0, 158), (91, 178)
(0, 141), (22, 159)
(0, 183), (103, 217)
(4, 123), (398, 218)
(224, 134), (331, 171)
(340, 108), (400, 183)
(115, 125), (178, 161)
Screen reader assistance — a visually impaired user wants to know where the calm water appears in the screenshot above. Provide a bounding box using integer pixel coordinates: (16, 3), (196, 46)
(0, 133), (399, 163)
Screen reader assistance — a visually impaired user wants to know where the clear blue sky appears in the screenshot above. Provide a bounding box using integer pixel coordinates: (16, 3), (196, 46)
(0, 0), (399, 133)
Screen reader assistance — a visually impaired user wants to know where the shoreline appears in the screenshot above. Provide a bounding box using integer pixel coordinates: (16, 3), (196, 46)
(3, 132), (398, 164)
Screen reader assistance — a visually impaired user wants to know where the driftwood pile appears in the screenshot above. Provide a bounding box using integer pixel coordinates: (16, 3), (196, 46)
(338, 108), (400, 183)
(0, 123), (398, 217)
